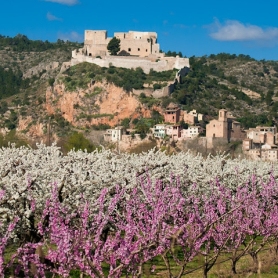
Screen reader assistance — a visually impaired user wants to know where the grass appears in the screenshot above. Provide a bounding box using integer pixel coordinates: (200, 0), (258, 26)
(3, 243), (278, 277)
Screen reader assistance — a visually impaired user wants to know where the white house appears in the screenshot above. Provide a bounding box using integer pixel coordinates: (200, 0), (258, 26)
(181, 126), (201, 139)
(104, 126), (125, 142)
(153, 124), (168, 139)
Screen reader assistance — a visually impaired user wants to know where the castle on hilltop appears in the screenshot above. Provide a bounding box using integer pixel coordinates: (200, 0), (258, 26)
(62, 30), (190, 74)
(83, 30), (160, 58)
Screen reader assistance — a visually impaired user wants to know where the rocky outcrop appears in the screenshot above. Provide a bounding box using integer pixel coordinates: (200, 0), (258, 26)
(46, 81), (161, 128)
(17, 116), (45, 139)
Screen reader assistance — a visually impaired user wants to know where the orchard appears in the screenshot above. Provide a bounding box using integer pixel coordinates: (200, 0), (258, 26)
(1, 144), (278, 277)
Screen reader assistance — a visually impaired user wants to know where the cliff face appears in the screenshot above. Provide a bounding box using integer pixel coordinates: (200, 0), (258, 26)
(45, 81), (157, 128)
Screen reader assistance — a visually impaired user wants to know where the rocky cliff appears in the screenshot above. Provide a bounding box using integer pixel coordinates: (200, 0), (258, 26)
(45, 81), (159, 128)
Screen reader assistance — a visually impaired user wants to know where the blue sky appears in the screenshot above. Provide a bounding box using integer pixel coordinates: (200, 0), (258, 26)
(1, 0), (278, 60)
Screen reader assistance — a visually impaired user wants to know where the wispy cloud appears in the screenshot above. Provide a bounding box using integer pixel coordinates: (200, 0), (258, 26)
(45, 0), (79, 5)
(58, 31), (82, 42)
(173, 24), (187, 29)
(209, 19), (278, 44)
(47, 12), (62, 21)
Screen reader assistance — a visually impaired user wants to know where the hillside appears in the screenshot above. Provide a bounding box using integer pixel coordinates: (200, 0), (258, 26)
(1, 35), (278, 148)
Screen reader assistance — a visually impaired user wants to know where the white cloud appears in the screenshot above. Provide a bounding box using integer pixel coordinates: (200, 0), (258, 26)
(173, 24), (187, 29)
(58, 31), (82, 42)
(45, 0), (79, 5)
(47, 12), (62, 21)
(209, 19), (278, 43)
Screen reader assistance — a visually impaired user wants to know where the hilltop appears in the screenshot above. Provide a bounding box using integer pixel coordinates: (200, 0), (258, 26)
(0, 34), (278, 150)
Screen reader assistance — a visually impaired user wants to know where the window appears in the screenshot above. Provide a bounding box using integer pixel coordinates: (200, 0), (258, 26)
(138, 48), (140, 51)
(128, 48), (131, 52)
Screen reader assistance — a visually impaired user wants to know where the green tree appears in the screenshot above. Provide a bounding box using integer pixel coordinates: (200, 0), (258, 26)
(107, 37), (120, 55)
(65, 132), (99, 152)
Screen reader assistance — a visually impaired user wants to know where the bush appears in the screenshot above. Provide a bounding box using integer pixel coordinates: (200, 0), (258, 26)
(65, 132), (99, 152)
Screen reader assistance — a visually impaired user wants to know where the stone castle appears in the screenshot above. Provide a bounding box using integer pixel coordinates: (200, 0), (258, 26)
(62, 30), (190, 74)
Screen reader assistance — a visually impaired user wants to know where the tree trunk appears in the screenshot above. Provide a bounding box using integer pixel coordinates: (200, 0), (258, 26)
(231, 259), (237, 274)
(250, 252), (260, 274)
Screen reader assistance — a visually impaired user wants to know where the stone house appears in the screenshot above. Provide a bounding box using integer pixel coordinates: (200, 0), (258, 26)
(206, 109), (245, 142)
(164, 103), (181, 124)
(181, 126), (201, 139)
(183, 109), (203, 125)
(166, 124), (182, 139)
(248, 148), (278, 161)
(242, 126), (278, 161)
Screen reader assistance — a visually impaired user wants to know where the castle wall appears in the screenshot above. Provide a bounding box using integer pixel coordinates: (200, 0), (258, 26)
(114, 31), (159, 57)
(71, 54), (189, 74)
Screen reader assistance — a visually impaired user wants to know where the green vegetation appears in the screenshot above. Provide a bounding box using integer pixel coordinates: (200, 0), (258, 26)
(107, 37), (120, 55)
(62, 63), (175, 92)
(0, 34), (82, 52)
(157, 53), (278, 127)
(64, 131), (99, 152)
(139, 93), (160, 108)
(0, 130), (28, 148)
(164, 50), (183, 57)
(0, 66), (30, 99)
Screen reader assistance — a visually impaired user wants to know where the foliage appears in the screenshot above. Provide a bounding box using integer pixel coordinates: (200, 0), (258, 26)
(238, 112), (273, 128)
(138, 93), (160, 107)
(48, 78), (55, 86)
(164, 50), (183, 57)
(0, 67), (24, 99)
(91, 123), (111, 130)
(151, 109), (163, 124)
(120, 117), (130, 129)
(64, 132), (99, 152)
(0, 34), (82, 52)
(63, 63), (175, 93)
(0, 130), (28, 148)
(107, 37), (120, 55)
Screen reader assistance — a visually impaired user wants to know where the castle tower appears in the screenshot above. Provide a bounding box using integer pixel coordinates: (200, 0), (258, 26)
(218, 109), (227, 122)
(164, 103), (181, 124)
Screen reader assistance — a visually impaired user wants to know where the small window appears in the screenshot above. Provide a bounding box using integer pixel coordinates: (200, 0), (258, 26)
(128, 48), (131, 52)
(138, 48), (140, 51)
(146, 49), (148, 52)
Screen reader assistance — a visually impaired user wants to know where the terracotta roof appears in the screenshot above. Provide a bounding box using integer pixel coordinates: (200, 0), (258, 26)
(166, 102), (179, 109)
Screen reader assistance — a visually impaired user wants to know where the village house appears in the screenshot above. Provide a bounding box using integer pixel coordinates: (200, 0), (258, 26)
(206, 109), (245, 142)
(104, 126), (125, 142)
(164, 103), (181, 124)
(183, 109), (203, 125)
(153, 124), (168, 139)
(166, 124), (182, 139)
(181, 126), (201, 139)
(242, 126), (278, 161)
